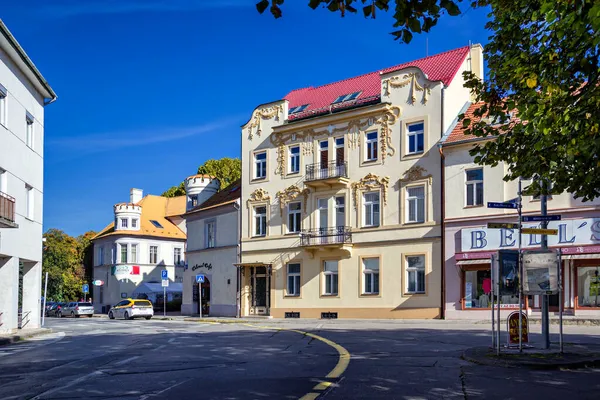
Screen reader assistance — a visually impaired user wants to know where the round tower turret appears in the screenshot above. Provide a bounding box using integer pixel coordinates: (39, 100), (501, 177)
(114, 203), (142, 231)
(184, 174), (220, 210)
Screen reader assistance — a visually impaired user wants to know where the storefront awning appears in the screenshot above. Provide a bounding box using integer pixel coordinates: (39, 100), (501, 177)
(456, 259), (491, 265)
(562, 253), (600, 260)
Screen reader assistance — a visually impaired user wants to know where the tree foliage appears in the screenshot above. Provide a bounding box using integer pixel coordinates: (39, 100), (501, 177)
(161, 157), (242, 197)
(256, 0), (462, 43)
(461, 0), (600, 200)
(42, 229), (85, 301)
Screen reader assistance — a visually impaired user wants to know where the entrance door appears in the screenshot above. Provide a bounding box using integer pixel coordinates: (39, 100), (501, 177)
(250, 266), (269, 315)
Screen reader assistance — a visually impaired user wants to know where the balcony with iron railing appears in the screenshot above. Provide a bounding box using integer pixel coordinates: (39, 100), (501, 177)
(300, 226), (352, 248)
(0, 192), (18, 228)
(304, 161), (349, 188)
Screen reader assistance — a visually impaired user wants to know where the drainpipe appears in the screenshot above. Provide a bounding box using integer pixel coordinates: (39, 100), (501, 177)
(439, 85), (446, 320)
(234, 201), (241, 318)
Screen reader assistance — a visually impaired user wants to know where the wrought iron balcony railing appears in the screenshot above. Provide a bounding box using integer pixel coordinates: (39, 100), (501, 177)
(300, 226), (352, 247)
(305, 161), (348, 182)
(0, 191), (16, 224)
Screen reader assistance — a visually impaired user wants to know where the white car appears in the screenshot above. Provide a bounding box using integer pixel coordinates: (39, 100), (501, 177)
(60, 302), (94, 318)
(108, 299), (154, 320)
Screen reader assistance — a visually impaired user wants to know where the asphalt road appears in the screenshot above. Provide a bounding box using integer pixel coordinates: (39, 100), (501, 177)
(0, 318), (599, 399)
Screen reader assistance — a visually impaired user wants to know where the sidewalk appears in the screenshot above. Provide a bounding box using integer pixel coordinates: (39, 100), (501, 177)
(463, 344), (600, 369)
(0, 328), (52, 347)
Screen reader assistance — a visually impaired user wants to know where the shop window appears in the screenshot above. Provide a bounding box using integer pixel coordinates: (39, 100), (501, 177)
(463, 268), (521, 309)
(577, 267), (600, 308)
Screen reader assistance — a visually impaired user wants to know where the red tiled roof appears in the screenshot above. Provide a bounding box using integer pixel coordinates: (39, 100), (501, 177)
(285, 46), (470, 121)
(444, 102), (485, 144)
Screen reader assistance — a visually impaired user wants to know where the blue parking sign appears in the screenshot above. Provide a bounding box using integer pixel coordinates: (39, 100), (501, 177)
(82, 284), (89, 294)
(161, 270), (168, 280)
(196, 274), (205, 283)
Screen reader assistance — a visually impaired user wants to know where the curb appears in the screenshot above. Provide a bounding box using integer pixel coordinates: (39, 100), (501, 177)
(462, 347), (600, 370)
(184, 318), (252, 324)
(0, 328), (53, 347)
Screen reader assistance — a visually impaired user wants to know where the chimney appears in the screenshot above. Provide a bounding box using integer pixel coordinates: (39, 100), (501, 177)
(469, 43), (484, 82)
(130, 188), (143, 204)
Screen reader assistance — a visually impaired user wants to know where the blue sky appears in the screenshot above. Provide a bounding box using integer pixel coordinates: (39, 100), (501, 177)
(1, 1), (490, 236)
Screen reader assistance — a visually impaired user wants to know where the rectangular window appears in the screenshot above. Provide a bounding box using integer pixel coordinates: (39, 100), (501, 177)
(174, 248), (182, 265)
(191, 195), (198, 207)
(319, 140), (329, 169)
(363, 192), (380, 227)
(0, 168), (6, 194)
(362, 258), (380, 294)
(206, 220), (216, 248)
(335, 196), (345, 228)
(121, 218), (128, 228)
(254, 151), (267, 179)
(254, 206), (267, 236)
(131, 218), (138, 228)
(131, 244), (137, 263)
(287, 201), (302, 233)
(318, 198), (328, 230)
(323, 260), (338, 295)
(365, 131), (378, 161)
(407, 122), (424, 154)
(406, 255), (426, 293)
(287, 263), (301, 296)
(26, 112), (34, 149)
(289, 146), (300, 174)
(0, 84), (6, 126)
(334, 137), (345, 165)
(98, 246), (104, 265)
(120, 244), (128, 263)
(149, 246), (158, 264)
(25, 184), (33, 219)
(466, 169), (484, 206)
(406, 186), (425, 223)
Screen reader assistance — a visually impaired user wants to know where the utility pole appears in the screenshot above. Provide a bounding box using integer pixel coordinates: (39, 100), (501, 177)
(540, 179), (550, 349)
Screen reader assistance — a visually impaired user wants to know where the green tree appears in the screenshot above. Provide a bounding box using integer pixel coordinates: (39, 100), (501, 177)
(77, 231), (96, 298)
(42, 229), (85, 301)
(161, 182), (186, 198)
(161, 157), (242, 197)
(258, 1), (600, 200)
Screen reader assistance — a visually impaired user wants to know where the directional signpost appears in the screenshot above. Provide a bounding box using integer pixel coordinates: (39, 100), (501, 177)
(196, 274), (205, 318)
(521, 228), (558, 236)
(82, 283), (89, 302)
(487, 222), (520, 229)
(522, 215), (561, 222)
(161, 270), (168, 317)
(487, 202), (518, 209)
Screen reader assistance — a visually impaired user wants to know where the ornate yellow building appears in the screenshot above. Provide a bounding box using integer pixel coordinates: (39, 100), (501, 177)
(238, 45), (483, 319)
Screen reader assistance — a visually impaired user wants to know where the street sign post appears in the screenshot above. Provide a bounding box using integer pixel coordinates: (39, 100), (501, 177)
(82, 284), (89, 302)
(522, 215), (561, 222)
(521, 228), (558, 235)
(487, 222), (519, 229)
(487, 202), (518, 209)
(161, 270), (168, 317)
(196, 274), (205, 318)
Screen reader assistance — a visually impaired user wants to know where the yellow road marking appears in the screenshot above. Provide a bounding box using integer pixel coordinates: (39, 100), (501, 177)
(299, 393), (320, 400)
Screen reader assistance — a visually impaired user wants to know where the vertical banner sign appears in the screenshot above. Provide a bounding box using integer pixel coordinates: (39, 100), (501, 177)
(522, 250), (558, 294)
(497, 250), (520, 297)
(507, 311), (529, 345)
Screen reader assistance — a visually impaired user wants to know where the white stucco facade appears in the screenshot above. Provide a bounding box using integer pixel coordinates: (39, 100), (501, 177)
(0, 20), (56, 333)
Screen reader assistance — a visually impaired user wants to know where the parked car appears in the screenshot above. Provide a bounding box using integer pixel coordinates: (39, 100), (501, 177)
(46, 302), (66, 317)
(108, 299), (153, 320)
(60, 302), (94, 318)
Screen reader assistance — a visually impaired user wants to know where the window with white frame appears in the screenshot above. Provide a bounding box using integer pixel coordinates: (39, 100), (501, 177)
(131, 244), (138, 263)
(121, 218), (128, 228)
(465, 168), (484, 206)
(254, 206), (267, 236)
(98, 246), (104, 265)
(335, 196), (345, 228)
(323, 260), (338, 295)
(289, 146), (300, 174)
(25, 184), (33, 219)
(363, 192), (380, 227)
(406, 186), (425, 223)
(190, 195), (198, 208)
(334, 137), (345, 164)
(287, 201), (302, 233)
(0, 84), (6, 126)
(26, 112), (34, 149)
(406, 255), (426, 293)
(120, 243), (128, 263)
(362, 258), (380, 294)
(149, 245), (158, 264)
(254, 151), (267, 179)
(287, 263), (301, 296)
(206, 220), (216, 248)
(365, 131), (378, 161)
(174, 247), (182, 265)
(132, 218), (138, 228)
(407, 122), (424, 154)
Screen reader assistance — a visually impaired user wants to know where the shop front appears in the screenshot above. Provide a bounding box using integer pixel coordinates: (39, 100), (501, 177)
(445, 217), (600, 319)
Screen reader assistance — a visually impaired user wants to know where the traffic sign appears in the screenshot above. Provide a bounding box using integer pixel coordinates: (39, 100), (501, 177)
(196, 274), (205, 283)
(161, 279), (169, 287)
(521, 228), (558, 235)
(487, 202), (517, 209)
(522, 215), (561, 222)
(82, 284), (89, 294)
(487, 222), (520, 229)
(161, 270), (168, 279)
(92, 280), (104, 286)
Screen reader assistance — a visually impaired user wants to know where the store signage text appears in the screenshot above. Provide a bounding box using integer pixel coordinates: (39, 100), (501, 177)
(461, 218), (600, 252)
(192, 263), (212, 271)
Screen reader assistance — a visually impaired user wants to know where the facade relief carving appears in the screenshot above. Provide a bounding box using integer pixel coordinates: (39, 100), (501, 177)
(400, 165), (433, 185)
(246, 104), (283, 140)
(275, 185), (310, 215)
(382, 72), (431, 105)
(246, 188), (271, 208)
(375, 105), (401, 164)
(351, 173), (390, 209)
(274, 144), (285, 177)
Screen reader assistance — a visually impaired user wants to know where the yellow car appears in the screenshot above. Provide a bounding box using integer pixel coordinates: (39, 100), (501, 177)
(108, 299), (154, 320)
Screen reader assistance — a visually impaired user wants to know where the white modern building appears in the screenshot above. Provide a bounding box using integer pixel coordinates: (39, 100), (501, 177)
(182, 177), (240, 316)
(91, 189), (187, 313)
(0, 20), (57, 333)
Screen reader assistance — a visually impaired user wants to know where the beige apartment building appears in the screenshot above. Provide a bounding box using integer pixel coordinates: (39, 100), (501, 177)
(238, 45), (483, 319)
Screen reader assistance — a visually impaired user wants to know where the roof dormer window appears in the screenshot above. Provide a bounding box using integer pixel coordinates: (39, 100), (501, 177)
(332, 91), (361, 104)
(289, 104), (309, 114)
(150, 220), (164, 229)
